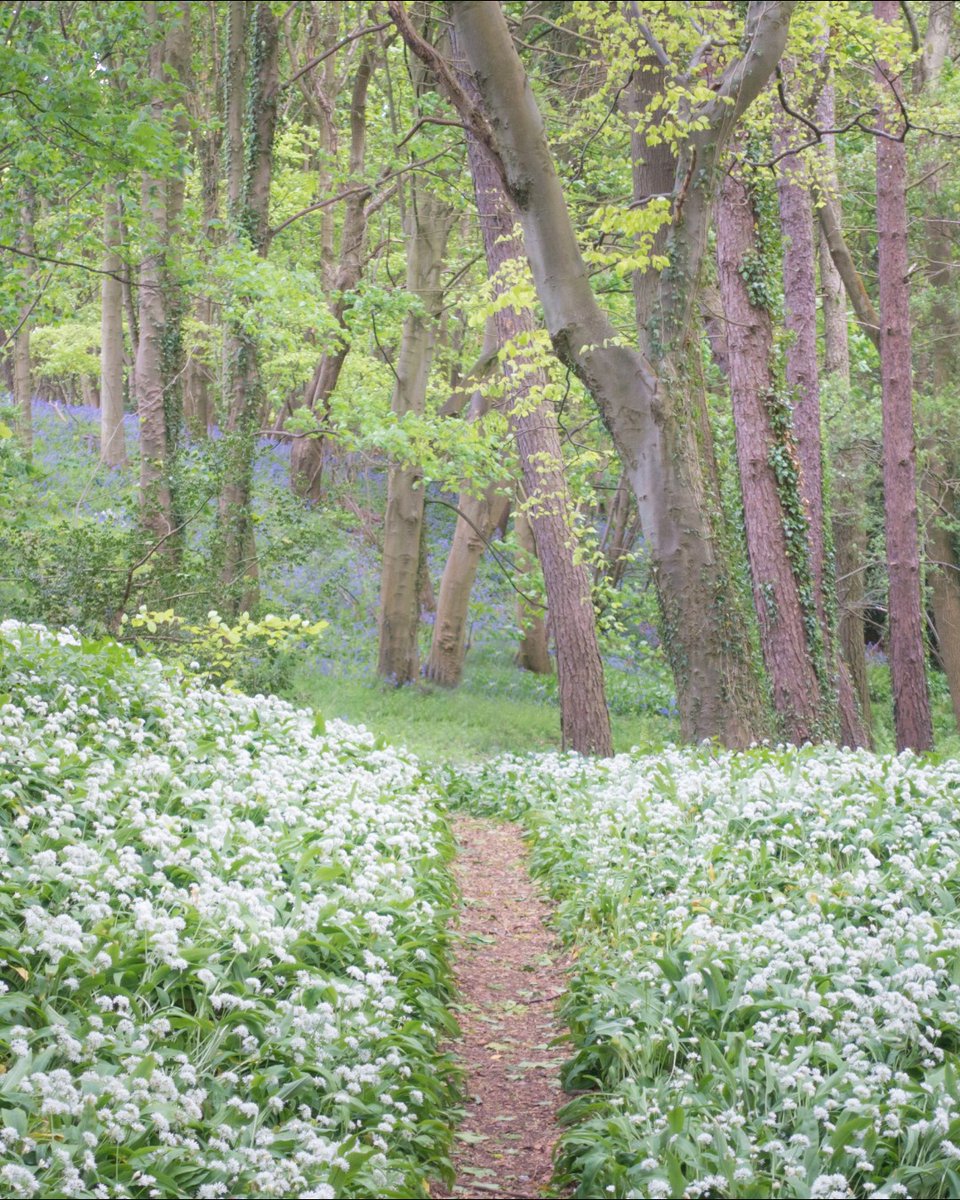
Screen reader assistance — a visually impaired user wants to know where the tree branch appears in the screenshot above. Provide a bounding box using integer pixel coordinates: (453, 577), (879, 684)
(386, 0), (511, 194)
(280, 20), (392, 88)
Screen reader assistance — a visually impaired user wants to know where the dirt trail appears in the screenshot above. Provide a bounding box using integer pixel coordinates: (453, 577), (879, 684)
(437, 815), (569, 1200)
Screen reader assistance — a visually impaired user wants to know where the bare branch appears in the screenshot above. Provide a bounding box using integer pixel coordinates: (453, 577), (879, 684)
(280, 20), (392, 88)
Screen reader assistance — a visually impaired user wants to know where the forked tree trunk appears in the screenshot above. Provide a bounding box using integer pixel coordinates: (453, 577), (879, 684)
(398, 0), (793, 746)
(874, 0), (933, 751)
(717, 166), (823, 744)
(101, 185), (127, 467)
(455, 28), (612, 754)
(377, 190), (455, 684)
(514, 508), (552, 675)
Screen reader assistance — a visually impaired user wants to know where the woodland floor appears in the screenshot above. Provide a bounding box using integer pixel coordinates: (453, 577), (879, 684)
(436, 817), (570, 1200)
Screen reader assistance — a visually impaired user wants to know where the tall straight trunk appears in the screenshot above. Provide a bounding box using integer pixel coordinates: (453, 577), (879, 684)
(915, 1), (960, 730)
(377, 190), (454, 685)
(455, 27), (612, 755)
(184, 1), (223, 438)
(135, 2), (175, 541)
(514, 508), (552, 675)
(874, 0), (933, 751)
(13, 187), (36, 455)
(218, 1), (279, 613)
(395, 1), (793, 746)
(775, 91), (866, 747)
(425, 323), (508, 687)
(816, 71), (872, 737)
(290, 50), (375, 500)
(717, 167), (823, 744)
(100, 186), (127, 467)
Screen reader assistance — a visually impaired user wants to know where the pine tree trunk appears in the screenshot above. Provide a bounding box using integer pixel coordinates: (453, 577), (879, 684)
(874, 0), (933, 751)
(377, 191), (454, 685)
(100, 185), (127, 467)
(717, 167), (824, 744)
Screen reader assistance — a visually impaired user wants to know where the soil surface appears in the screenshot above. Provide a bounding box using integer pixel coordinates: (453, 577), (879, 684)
(436, 816), (569, 1200)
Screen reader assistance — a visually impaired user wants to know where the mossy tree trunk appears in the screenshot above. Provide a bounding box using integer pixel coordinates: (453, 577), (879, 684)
(218, 0), (279, 615)
(717, 164), (824, 744)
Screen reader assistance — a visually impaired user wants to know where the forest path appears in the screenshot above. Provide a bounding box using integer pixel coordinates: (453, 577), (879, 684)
(437, 815), (569, 1200)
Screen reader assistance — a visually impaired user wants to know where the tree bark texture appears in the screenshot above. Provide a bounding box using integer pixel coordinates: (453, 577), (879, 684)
(431, 1), (796, 746)
(377, 189), (454, 685)
(455, 23), (612, 754)
(874, 0), (933, 751)
(100, 185), (127, 467)
(717, 168), (824, 744)
(218, 0), (279, 613)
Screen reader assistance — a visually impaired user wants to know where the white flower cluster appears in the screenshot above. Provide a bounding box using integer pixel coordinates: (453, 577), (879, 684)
(0, 622), (457, 1199)
(453, 744), (960, 1199)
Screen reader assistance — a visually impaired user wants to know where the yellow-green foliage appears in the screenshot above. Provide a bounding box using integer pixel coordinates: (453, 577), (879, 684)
(122, 607), (327, 690)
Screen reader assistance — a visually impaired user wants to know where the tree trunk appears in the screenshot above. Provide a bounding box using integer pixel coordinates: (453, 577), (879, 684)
(100, 185), (127, 467)
(717, 166), (824, 744)
(455, 23), (612, 754)
(814, 69), (873, 740)
(401, 1), (792, 745)
(874, 0), (933, 751)
(218, 0), (279, 614)
(377, 190), (454, 685)
(915, 1), (960, 731)
(135, 3), (175, 542)
(775, 89), (866, 747)
(13, 187), (36, 455)
(290, 49), (375, 500)
(514, 508), (552, 675)
(425, 323), (508, 687)
(597, 471), (636, 591)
